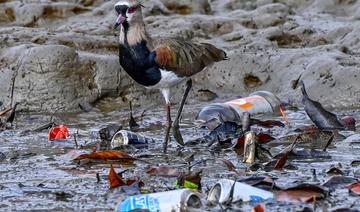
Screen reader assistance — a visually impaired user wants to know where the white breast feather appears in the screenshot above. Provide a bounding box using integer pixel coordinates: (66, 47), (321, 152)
(147, 69), (185, 89)
(145, 69), (186, 104)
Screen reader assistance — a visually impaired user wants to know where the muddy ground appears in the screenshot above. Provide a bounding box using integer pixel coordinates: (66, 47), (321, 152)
(0, 98), (359, 210)
(1, 0), (360, 211)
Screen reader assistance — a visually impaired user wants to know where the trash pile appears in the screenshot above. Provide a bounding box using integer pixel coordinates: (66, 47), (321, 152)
(1, 81), (358, 211)
(104, 82), (356, 211)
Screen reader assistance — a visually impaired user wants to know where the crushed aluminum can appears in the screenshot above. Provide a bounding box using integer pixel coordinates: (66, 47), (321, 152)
(111, 130), (158, 149)
(117, 189), (202, 212)
(208, 179), (273, 204)
(195, 91), (283, 131)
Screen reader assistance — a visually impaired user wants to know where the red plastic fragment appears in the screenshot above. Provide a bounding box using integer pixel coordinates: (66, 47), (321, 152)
(49, 124), (69, 140)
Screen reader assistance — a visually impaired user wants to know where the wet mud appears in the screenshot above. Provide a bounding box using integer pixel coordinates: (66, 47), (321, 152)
(0, 98), (359, 211)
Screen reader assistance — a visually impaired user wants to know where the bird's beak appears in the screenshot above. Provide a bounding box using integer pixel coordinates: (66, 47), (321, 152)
(113, 14), (127, 29)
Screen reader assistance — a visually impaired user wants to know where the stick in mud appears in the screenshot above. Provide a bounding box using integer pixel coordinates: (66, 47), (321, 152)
(49, 106), (65, 122)
(322, 133), (335, 152)
(96, 173), (101, 183)
(74, 129), (79, 149)
(129, 101), (139, 130)
(6, 102), (19, 126)
(243, 131), (257, 164)
(0, 108), (12, 117)
(32, 122), (56, 132)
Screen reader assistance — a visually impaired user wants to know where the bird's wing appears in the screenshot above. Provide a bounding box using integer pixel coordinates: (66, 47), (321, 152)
(152, 38), (227, 77)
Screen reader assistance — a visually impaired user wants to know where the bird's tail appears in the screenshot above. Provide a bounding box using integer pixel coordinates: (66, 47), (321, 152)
(201, 43), (228, 62)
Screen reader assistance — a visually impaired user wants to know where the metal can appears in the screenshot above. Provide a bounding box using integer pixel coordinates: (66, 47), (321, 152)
(196, 91), (284, 131)
(117, 189), (202, 212)
(208, 179), (273, 204)
(111, 130), (158, 149)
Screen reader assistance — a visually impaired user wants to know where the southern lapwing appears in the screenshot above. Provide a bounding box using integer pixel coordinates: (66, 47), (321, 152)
(113, 0), (227, 153)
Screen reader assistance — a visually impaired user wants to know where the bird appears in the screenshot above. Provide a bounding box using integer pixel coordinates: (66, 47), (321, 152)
(113, 0), (228, 153)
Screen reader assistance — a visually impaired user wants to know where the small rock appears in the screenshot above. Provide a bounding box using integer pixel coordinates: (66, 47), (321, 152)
(160, 0), (211, 14)
(78, 102), (93, 112)
(196, 89), (218, 101)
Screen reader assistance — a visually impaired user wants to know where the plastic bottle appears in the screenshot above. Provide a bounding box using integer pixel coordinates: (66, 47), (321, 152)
(196, 91), (287, 130)
(117, 189), (202, 212)
(207, 179), (273, 204)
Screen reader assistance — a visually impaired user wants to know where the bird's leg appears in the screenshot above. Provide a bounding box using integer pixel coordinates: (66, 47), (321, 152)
(163, 103), (172, 153)
(172, 79), (192, 146)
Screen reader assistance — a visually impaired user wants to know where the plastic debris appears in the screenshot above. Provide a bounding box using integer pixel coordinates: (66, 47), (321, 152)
(48, 124), (69, 141)
(117, 189), (202, 212)
(196, 91), (286, 131)
(208, 179), (273, 204)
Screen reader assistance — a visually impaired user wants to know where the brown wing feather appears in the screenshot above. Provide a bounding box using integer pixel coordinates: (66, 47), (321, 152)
(153, 38), (227, 77)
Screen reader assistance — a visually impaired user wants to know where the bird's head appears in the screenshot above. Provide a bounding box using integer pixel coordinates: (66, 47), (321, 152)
(113, 0), (143, 30)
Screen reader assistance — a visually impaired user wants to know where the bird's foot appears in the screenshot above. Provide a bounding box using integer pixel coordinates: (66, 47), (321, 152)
(172, 119), (185, 146)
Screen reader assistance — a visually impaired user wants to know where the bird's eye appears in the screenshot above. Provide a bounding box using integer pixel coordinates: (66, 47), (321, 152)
(127, 6), (137, 14)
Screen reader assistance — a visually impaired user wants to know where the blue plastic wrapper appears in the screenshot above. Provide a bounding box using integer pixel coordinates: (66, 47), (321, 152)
(118, 194), (160, 212)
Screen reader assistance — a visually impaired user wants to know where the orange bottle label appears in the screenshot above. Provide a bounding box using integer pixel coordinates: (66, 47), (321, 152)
(225, 97), (265, 109)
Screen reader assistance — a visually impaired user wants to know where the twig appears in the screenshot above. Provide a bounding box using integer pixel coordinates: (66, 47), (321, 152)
(10, 77), (16, 107)
(74, 129), (79, 149)
(32, 122), (55, 132)
(0, 108), (12, 116)
(9, 54), (27, 106)
(49, 106), (65, 122)
(322, 133), (335, 152)
(96, 173), (101, 183)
